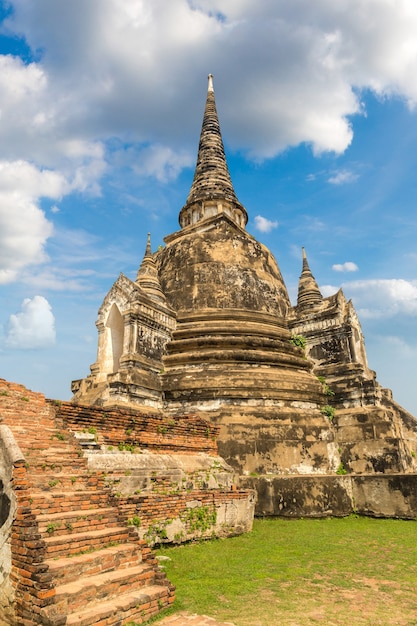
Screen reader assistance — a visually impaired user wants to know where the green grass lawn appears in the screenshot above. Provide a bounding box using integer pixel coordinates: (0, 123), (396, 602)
(155, 516), (417, 626)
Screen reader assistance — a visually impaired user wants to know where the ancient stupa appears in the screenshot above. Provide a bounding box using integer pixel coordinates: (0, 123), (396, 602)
(73, 75), (417, 518)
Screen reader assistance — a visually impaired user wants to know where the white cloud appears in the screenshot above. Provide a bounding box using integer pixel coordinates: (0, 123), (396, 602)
(254, 215), (278, 233)
(6, 296), (56, 349)
(131, 144), (194, 183)
(0, 156), (110, 285)
(1, 0), (417, 166)
(383, 334), (416, 358)
(332, 262), (359, 272)
(328, 169), (359, 185)
(322, 278), (417, 318)
(0, 161), (66, 283)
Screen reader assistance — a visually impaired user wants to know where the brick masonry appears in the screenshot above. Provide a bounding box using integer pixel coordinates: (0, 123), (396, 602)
(0, 379), (254, 624)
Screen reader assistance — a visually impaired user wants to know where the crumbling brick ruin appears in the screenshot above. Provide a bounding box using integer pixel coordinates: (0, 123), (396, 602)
(0, 380), (253, 624)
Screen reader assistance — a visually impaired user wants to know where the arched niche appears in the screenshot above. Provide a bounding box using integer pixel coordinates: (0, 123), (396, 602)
(102, 303), (124, 373)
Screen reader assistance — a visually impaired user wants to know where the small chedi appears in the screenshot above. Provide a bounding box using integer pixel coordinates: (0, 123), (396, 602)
(72, 74), (417, 518)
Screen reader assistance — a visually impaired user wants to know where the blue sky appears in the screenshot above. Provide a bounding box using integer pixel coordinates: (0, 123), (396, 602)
(0, 0), (416, 415)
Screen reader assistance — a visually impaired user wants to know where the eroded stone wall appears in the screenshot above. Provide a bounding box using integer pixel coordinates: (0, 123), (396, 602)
(241, 473), (417, 519)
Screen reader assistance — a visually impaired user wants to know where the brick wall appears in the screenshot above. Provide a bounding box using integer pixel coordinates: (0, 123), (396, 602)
(113, 488), (255, 545)
(52, 401), (219, 455)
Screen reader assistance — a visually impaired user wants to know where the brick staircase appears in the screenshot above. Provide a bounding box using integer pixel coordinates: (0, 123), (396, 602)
(0, 380), (175, 625)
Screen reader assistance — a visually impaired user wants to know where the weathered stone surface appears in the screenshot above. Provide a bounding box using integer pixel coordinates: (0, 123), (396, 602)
(241, 474), (417, 519)
(240, 475), (353, 518)
(352, 474), (417, 519)
(0, 424), (24, 624)
(159, 216), (290, 316)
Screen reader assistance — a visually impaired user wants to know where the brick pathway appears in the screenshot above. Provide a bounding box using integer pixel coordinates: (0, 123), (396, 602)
(158, 612), (236, 626)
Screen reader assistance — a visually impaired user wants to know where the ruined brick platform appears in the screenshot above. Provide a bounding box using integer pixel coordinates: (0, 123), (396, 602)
(0, 379), (254, 624)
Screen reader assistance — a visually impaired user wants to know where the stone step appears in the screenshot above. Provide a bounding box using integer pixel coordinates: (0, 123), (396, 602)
(54, 563), (156, 615)
(30, 472), (105, 491)
(44, 526), (131, 558)
(26, 454), (88, 474)
(38, 507), (120, 536)
(5, 425), (58, 436)
(26, 444), (80, 455)
(30, 490), (111, 515)
(65, 584), (171, 626)
(45, 542), (142, 585)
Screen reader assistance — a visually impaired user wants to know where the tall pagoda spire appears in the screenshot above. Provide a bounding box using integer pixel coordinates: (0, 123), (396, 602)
(179, 74), (248, 230)
(297, 247), (323, 309)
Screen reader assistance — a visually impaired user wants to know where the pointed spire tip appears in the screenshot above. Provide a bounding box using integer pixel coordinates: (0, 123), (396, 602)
(145, 232), (152, 256)
(208, 74), (214, 93)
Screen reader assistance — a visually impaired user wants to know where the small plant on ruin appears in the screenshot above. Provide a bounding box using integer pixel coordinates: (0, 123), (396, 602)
(46, 522), (60, 534)
(317, 376), (335, 397)
(181, 506), (217, 535)
(290, 334), (307, 350)
(21, 396), (30, 402)
(118, 442), (135, 452)
(0, 390), (8, 396)
(48, 479), (59, 488)
(88, 426), (97, 435)
(145, 520), (171, 545)
(336, 462), (347, 475)
(53, 432), (65, 441)
(320, 405), (336, 421)
(71, 476), (76, 483)
(127, 516), (141, 528)
(65, 522), (73, 531)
